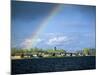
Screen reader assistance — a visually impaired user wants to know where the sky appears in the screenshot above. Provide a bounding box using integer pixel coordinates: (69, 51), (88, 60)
(11, 1), (96, 51)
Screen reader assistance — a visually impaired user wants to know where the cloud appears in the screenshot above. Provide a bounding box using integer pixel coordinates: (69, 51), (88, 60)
(20, 38), (43, 48)
(20, 38), (32, 48)
(47, 36), (72, 46)
(36, 38), (43, 42)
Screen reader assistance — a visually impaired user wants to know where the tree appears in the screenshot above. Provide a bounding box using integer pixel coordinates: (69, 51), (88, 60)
(83, 48), (90, 56)
(54, 47), (57, 51)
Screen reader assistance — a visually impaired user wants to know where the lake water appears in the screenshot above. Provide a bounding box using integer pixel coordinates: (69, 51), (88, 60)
(11, 56), (96, 74)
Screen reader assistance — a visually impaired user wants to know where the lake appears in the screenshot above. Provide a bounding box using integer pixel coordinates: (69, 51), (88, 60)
(11, 56), (96, 74)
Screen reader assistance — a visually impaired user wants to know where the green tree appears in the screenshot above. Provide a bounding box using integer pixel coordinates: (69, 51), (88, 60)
(83, 48), (90, 56)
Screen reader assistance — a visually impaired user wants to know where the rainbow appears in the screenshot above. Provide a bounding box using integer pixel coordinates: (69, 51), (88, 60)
(22, 4), (61, 49)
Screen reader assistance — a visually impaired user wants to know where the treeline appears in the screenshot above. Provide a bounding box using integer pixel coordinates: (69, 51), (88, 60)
(11, 47), (96, 57)
(77, 48), (96, 56)
(11, 48), (65, 55)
